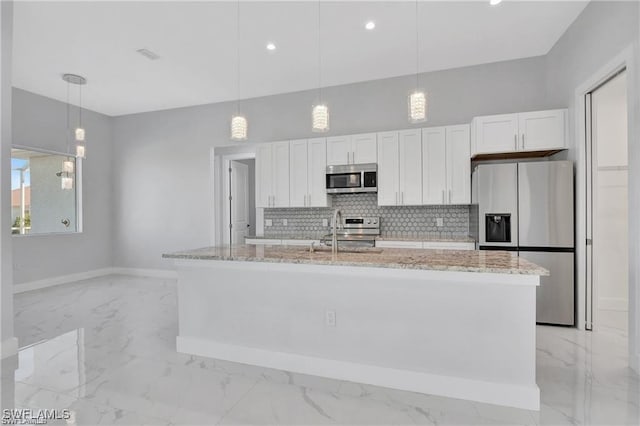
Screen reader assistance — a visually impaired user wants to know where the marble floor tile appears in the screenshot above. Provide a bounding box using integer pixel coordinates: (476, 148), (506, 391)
(6, 274), (640, 425)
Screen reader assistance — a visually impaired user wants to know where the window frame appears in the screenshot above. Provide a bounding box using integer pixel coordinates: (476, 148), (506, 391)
(11, 145), (83, 237)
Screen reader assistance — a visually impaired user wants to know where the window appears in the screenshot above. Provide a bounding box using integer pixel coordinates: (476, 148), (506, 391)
(10, 148), (81, 235)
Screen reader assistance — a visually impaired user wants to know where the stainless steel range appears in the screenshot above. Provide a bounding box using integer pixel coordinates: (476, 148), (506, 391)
(322, 216), (380, 248)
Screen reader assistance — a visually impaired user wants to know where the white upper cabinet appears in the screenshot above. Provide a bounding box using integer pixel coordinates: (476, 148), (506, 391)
(422, 125), (471, 205)
(289, 139), (309, 207)
(422, 127), (447, 204)
(351, 133), (377, 164)
(398, 129), (422, 205)
(377, 130), (422, 206)
(326, 133), (377, 165)
(256, 141), (290, 208)
(308, 138), (331, 207)
(377, 131), (400, 206)
(472, 113), (519, 155)
(289, 138), (330, 208)
(256, 143), (273, 208)
(472, 109), (567, 156)
(518, 109), (566, 151)
(446, 125), (471, 204)
(326, 136), (351, 166)
(272, 141), (290, 207)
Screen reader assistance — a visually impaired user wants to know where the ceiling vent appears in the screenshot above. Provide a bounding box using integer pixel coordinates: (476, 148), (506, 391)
(136, 48), (160, 60)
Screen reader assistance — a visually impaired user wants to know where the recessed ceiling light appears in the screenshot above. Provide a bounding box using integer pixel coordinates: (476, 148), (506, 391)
(136, 48), (160, 60)
(266, 42), (276, 51)
(365, 21), (376, 30)
(489, 0), (502, 5)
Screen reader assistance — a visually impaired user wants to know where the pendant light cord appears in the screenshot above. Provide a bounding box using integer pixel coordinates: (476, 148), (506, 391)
(236, 0), (240, 115)
(415, 0), (419, 89)
(317, 0), (322, 103)
(66, 81), (71, 156)
(79, 83), (83, 128)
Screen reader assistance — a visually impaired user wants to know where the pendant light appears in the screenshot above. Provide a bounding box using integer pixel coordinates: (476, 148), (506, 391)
(58, 75), (76, 190)
(230, 0), (248, 141)
(312, 0), (329, 132)
(408, 0), (427, 123)
(63, 73), (87, 158)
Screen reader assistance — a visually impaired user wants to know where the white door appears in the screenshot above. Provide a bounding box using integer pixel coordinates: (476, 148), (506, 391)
(308, 137), (330, 207)
(272, 141), (290, 207)
(326, 136), (351, 165)
(446, 125), (471, 204)
(289, 139), (308, 207)
(519, 109), (567, 151)
(377, 131), (399, 206)
(472, 113), (519, 154)
(398, 129), (422, 205)
(255, 143), (272, 208)
(230, 160), (250, 245)
(351, 133), (377, 164)
(422, 127), (447, 204)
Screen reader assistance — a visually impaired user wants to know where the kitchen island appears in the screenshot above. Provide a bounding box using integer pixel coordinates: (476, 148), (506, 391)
(163, 245), (547, 410)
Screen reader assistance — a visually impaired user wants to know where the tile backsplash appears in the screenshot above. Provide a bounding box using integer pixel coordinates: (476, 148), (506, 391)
(263, 193), (470, 238)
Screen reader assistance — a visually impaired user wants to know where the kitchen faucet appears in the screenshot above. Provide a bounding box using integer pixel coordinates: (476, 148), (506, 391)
(332, 208), (343, 254)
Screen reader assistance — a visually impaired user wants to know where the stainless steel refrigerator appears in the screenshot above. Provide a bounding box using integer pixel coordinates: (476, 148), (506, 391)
(474, 161), (574, 325)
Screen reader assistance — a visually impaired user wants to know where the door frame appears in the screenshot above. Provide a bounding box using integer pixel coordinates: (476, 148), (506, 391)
(574, 45), (639, 371)
(222, 153), (255, 246)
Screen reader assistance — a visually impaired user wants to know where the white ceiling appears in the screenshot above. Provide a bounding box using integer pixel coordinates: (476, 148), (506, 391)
(12, 1), (588, 116)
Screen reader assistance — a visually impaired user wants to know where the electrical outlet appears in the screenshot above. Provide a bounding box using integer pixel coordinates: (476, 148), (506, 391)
(322, 218), (328, 227)
(325, 310), (336, 327)
(265, 219), (273, 227)
(436, 218), (444, 227)
(282, 219), (288, 226)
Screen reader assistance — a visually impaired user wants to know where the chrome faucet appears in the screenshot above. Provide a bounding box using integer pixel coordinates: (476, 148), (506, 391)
(331, 208), (343, 254)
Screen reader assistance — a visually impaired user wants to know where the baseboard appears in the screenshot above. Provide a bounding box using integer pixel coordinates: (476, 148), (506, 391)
(111, 267), (177, 279)
(177, 336), (540, 411)
(13, 268), (114, 294)
(1, 337), (18, 359)
(598, 297), (628, 312)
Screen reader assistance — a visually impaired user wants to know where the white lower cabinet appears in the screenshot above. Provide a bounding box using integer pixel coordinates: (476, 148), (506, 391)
(256, 141), (290, 208)
(376, 240), (475, 250)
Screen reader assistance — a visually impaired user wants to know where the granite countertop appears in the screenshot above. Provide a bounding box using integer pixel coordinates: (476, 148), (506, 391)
(246, 235), (476, 243)
(163, 245), (547, 275)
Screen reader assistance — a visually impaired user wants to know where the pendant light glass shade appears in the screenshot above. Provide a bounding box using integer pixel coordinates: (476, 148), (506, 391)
(76, 144), (86, 159)
(75, 127), (85, 141)
(408, 91), (427, 123)
(62, 159), (74, 173)
(312, 104), (329, 133)
(61, 175), (73, 190)
(230, 115), (248, 141)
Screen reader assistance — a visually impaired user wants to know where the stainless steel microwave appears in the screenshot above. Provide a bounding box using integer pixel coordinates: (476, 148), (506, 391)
(326, 163), (377, 194)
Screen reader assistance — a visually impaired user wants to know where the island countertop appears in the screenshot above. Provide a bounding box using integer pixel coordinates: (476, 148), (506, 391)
(163, 244), (548, 275)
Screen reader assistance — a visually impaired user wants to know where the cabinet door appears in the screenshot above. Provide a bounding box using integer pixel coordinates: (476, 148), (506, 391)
(519, 109), (566, 151)
(326, 136), (351, 166)
(308, 137), (330, 207)
(255, 143), (273, 208)
(422, 127), (447, 205)
(271, 141), (290, 207)
(377, 131), (399, 206)
(473, 113), (518, 154)
(446, 125), (471, 204)
(289, 139), (308, 207)
(351, 133), (377, 164)
(398, 129), (422, 205)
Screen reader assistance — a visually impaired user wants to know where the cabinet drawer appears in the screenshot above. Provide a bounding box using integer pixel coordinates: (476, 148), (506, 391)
(245, 239), (282, 245)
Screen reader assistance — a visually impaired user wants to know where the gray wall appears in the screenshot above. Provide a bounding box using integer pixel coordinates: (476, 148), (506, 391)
(112, 56), (549, 270)
(11, 88), (113, 284)
(1, 0), (14, 349)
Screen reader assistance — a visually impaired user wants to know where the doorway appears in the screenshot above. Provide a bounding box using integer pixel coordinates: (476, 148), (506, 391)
(224, 157), (255, 246)
(585, 69), (629, 332)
